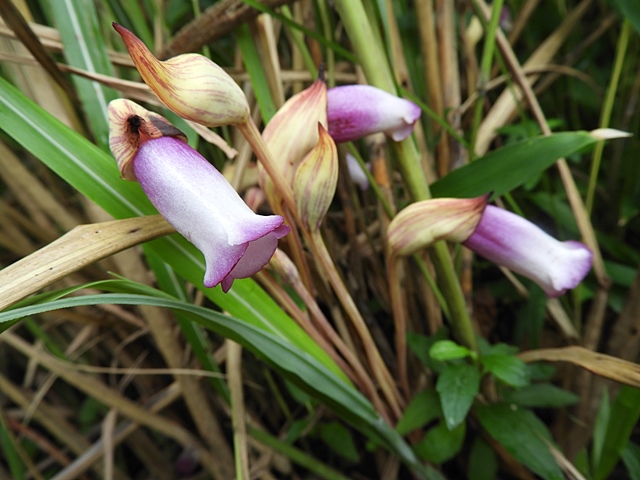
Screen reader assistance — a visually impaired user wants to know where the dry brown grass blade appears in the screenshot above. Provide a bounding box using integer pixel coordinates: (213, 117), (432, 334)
(109, 243), (235, 476)
(51, 383), (182, 480)
(159, 0), (301, 59)
(0, 373), (94, 462)
(0, 17), (133, 67)
(0, 215), (174, 311)
(437, 0), (463, 173)
(473, 0), (592, 156)
(0, 0), (76, 101)
(0, 141), (78, 234)
(519, 346), (640, 388)
(1, 331), (226, 478)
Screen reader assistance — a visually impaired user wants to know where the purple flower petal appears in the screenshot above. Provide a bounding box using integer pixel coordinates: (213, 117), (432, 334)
(327, 85), (421, 143)
(133, 136), (288, 290)
(463, 205), (592, 297)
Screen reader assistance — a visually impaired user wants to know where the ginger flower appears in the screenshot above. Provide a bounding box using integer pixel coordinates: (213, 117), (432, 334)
(108, 99), (289, 292)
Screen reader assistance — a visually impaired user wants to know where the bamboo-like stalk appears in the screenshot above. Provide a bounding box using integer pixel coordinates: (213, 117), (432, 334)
(416, 0), (449, 177)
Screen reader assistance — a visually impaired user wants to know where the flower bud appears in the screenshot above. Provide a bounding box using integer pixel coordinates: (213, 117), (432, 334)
(293, 124), (338, 232)
(108, 99), (289, 291)
(259, 78), (327, 203)
(387, 196), (488, 257)
(113, 23), (249, 127)
(327, 85), (421, 143)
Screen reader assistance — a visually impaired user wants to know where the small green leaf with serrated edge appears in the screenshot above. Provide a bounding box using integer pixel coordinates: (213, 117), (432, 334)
(430, 340), (477, 361)
(396, 390), (442, 436)
(481, 354), (529, 387)
(407, 330), (448, 373)
(436, 363), (480, 430)
(415, 421), (466, 464)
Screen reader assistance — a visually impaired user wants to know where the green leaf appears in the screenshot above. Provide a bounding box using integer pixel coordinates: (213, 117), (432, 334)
(0, 291), (428, 477)
(594, 386), (640, 480)
(609, 1), (640, 35)
(481, 354), (529, 388)
(468, 437), (498, 480)
(236, 23), (277, 123)
(436, 363), (480, 430)
(621, 441), (640, 480)
(430, 132), (599, 199)
(396, 389), (441, 436)
(407, 330), (448, 373)
(476, 403), (564, 480)
(415, 421), (466, 464)
(0, 413), (25, 480)
(430, 340), (476, 361)
(317, 422), (360, 463)
(501, 384), (579, 408)
(592, 388), (610, 473)
(48, 0), (119, 150)
(0, 76), (342, 378)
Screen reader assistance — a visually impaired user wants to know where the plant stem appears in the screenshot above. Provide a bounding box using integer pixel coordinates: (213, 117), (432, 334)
(237, 118), (314, 290)
(237, 119), (298, 216)
(586, 19), (630, 214)
(333, 0), (477, 351)
(310, 230), (403, 418)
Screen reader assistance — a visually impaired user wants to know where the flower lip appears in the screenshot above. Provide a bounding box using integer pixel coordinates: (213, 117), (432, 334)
(108, 98), (187, 180)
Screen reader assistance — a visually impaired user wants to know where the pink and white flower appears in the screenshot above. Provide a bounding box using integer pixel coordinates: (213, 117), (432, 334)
(387, 197), (592, 297)
(108, 99), (289, 292)
(463, 205), (592, 297)
(327, 85), (421, 143)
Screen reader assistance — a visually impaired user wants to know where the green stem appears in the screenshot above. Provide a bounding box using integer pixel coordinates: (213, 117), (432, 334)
(310, 230), (402, 419)
(249, 427), (352, 480)
(334, 0), (477, 351)
(469, 0), (504, 160)
(281, 5), (317, 77)
(586, 19), (630, 214)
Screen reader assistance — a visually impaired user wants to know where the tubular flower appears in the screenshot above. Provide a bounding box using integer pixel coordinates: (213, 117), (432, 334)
(463, 205), (592, 298)
(108, 99), (289, 292)
(327, 85), (421, 143)
(387, 197), (592, 297)
(113, 23), (249, 127)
